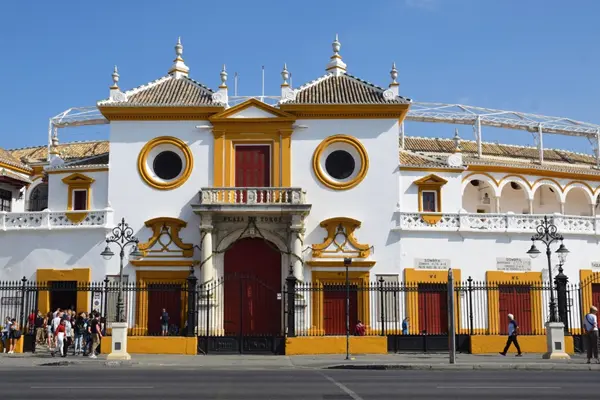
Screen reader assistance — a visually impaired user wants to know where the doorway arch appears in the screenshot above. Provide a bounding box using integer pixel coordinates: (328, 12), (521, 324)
(223, 238), (282, 336)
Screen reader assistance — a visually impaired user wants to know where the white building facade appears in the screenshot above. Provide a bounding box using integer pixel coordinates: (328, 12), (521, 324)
(1, 37), (599, 339)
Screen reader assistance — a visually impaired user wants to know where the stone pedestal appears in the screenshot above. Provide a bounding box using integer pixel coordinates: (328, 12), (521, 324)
(542, 321), (570, 360)
(106, 322), (131, 361)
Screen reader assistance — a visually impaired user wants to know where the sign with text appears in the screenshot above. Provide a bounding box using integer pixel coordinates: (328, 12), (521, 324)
(414, 258), (450, 270)
(496, 257), (531, 272)
(592, 262), (600, 270)
(1, 297), (21, 306)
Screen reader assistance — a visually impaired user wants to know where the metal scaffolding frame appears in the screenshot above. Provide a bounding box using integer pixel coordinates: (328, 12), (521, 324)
(48, 101), (600, 164)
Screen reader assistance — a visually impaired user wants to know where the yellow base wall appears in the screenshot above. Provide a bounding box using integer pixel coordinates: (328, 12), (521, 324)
(100, 336), (197, 355)
(0, 338), (23, 354)
(471, 335), (574, 354)
(285, 336), (387, 355)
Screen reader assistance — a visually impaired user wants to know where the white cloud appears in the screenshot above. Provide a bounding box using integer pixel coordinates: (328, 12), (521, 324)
(405, 0), (439, 11)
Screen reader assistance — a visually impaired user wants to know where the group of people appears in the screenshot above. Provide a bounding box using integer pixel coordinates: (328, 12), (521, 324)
(1, 317), (21, 354)
(27, 309), (103, 358)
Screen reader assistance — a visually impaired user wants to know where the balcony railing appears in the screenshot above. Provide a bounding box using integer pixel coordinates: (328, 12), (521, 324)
(396, 212), (600, 235)
(199, 187), (306, 205)
(0, 209), (112, 231)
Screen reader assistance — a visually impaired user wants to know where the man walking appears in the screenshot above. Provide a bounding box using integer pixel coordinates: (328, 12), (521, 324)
(499, 313), (522, 357)
(88, 312), (102, 358)
(583, 306), (599, 364)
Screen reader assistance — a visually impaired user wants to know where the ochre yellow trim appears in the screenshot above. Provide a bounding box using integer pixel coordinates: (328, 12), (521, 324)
(485, 271), (544, 335)
(62, 173), (94, 221)
(47, 167), (109, 175)
(130, 260), (194, 267)
(309, 270), (370, 336)
(462, 171), (500, 185)
(312, 135), (369, 190)
(137, 136), (193, 190)
(306, 260), (376, 267)
(471, 335), (574, 355)
(133, 270), (190, 336)
(311, 217), (371, 258)
(421, 214), (443, 224)
(403, 268), (461, 335)
(400, 166), (465, 173)
(98, 106), (224, 121)
(137, 217), (194, 258)
(100, 336), (197, 355)
(497, 174), (533, 190)
(564, 180), (595, 195)
(467, 164), (600, 183)
(414, 174), (447, 214)
(285, 336), (386, 355)
(280, 104), (410, 121)
(0, 162), (32, 175)
(209, 98), (296, 121)
(213, 130), (225, 187)
(36, 268), (91, 314)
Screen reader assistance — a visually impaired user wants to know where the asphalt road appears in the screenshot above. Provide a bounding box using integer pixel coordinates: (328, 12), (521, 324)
(0, 368), (596, 399)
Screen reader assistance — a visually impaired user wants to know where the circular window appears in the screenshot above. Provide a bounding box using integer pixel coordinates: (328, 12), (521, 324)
(153, 151), (183, 180)
(325, 150), (355, 180)
(312, 135), (368, 190)
(137, 136), (193, 190)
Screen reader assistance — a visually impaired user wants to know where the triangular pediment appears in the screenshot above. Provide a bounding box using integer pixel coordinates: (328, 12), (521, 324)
(61, 173), (95, 185)
(210, 98), (296, 122)
(413, 174), (448, 186)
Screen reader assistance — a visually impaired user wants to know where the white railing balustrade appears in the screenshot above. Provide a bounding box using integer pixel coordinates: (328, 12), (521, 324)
(397, 212), (599, 236)
(0, 209), (112, 231)
(199, 187), (306, 205)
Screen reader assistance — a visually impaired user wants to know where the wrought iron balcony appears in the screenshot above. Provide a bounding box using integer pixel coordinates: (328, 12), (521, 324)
(194, 187), (310, 214)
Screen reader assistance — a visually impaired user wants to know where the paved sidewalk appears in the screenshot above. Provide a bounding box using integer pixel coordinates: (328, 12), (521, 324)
(0, 350), (599, 371)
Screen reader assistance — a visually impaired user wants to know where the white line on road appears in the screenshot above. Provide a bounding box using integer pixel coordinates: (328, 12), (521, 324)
(438, 386), (562, 390)
(29, 387), (154, 390)
(319, 373), (364, 400)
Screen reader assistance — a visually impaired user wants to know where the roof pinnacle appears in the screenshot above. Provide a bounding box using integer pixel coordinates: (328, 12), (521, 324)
(281, 63), (290, 87)
(219, 64), (228, 88)
(326, 33), (347, 76)
(390, 62), (399, 86)
(169, 37), (189, 78)
(453, 128), (462, 153)
(110, 65), (119, 89)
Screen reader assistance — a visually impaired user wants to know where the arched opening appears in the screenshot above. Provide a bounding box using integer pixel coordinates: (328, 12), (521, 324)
(565, 187), (592, 216)
(499, 181), (529, 213)
(532, 184), (561, 214)
(28, 183), (48, 211)
(223, 237), (282, 336)
(462, 179), (495, 213)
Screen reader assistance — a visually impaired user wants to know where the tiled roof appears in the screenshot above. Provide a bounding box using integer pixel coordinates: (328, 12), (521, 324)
(0, 147), (33, 172)
(67, 153), (109, 166)
(400, 151), (451, 168)
(402, 137), (600, 176)
(9, 140), (109, 165)
(0, 168), (32, 184)
(97, 75), (220, 107)
(281, 73), (409, 105)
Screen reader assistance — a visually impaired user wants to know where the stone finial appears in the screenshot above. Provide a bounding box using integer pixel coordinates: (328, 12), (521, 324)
(390, 62), (398, 86)
(281, 63), (290, 87)
(168, 37), (190, 78)
(111, 65), (120, 89)
(219, 64), (228, 88)
(453, 128), (462, 153)
(326, 33), (347, 76)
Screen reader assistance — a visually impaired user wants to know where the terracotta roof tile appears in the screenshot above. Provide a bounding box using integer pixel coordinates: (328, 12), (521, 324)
(0, 147), (32, 172)
(282, 73), (409, 105)
(98, 75), (220, 107)
(9, 141), (109, 165)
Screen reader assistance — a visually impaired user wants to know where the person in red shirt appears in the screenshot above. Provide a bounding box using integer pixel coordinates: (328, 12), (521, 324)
(27, 310), (36, 334)
(54, 320), (67, 358)
(355, 320), (366, 336)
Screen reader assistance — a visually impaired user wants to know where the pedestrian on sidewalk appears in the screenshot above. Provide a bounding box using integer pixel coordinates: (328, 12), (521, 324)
(402, 317), (410, 335)
(88, 312), (102, 359)
(161, 308), (170, 336)
(583, 306), (599, 364)
(354, 320), (366, 336)
(7, 318), (20, 354)
(499, 313), (522, 357)
(73, 313), (87, 355)
(54, 320), (66, 357)
(1, 317), (11, 353)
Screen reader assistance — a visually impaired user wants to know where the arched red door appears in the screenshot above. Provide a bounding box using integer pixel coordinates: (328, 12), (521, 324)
(223, 238), (282, 336)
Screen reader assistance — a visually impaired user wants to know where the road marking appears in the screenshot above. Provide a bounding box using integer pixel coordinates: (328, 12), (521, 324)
(438, 386), (561, 390)
(319, 373), (364, 400)
(30, 386), (154, 390)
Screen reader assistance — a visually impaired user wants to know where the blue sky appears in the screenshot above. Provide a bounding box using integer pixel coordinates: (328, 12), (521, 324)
(1, 0), (599, 154)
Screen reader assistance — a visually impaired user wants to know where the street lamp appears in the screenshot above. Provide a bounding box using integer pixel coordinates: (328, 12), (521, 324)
(101, 217), (142, 323)
(527, 216), (569, 323)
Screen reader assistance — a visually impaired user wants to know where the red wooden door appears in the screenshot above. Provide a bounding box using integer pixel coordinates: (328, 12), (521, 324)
(235, 145), (270, 203)
(592, 284), (600, 311)
(147, 284), (181, 335)
(323, 287), (358, 335)
(418, 284), (448, 334)
(498, 285), (532, 335)
(224, 238), (281, 336)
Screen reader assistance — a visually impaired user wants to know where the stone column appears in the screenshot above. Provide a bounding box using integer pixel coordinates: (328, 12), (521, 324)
(528, 199), (534, 214)
(200, 215), (214, 284)
(290, 215), (305, 281)
(560, 202), (565, 215)
(494, 196), (501, 213)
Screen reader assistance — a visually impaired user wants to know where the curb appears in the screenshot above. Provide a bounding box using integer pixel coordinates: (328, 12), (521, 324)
(325, 363), (600, 371)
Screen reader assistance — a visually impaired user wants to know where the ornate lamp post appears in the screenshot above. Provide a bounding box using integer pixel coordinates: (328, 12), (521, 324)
(100, 218), (142, 323)
(526, 216), (570, 323)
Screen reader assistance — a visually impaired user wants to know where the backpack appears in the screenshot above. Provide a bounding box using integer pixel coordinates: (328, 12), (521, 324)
(75, 320), (86, 334)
